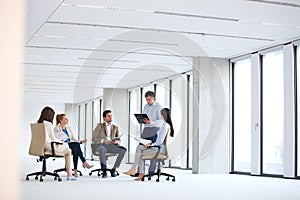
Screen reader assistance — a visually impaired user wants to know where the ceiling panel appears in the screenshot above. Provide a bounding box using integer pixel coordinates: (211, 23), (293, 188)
(24, 0), (300, 103)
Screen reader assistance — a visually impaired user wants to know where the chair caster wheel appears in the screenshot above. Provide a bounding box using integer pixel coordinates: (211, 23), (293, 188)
(54, 177), (57, 180)
(156, 179), (160, 182)
(172, 178), (175, 182)
(89, 172), (92, 176)
(148, 177), (151, 181)
(166, 177), (170, 181)
(35, 176), (38, 180)
(26, 177), (29, 181)
(141, 177), (145, 181)
(97, 173), (101, 176)
(79, 173), (83, 176)
(58, 178), (62, 182)
(39, 178), (43, 182)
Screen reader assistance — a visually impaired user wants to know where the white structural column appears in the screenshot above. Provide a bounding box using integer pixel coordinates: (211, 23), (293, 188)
(283, 44), (296, 178)
(192, 57), (200, 174)
(251, 53), (261, 175)
(192, 56), (229, 174)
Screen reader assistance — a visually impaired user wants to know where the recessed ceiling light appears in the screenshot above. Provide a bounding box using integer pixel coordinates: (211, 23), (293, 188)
(62, 3), (240, 23)
(154, 11), (239, 22)
(108, 39), (178, 46)
(62, 3), (151, 12)
(245, 0), (300, 8)
(78, 57), (138, 63)
(34, 34), (105, 41)
(241, 20), (300, 29)
(46, 21), (274, 42)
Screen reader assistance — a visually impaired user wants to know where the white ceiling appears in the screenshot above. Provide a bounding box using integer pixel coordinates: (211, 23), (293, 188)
(24, 0), (300, 103)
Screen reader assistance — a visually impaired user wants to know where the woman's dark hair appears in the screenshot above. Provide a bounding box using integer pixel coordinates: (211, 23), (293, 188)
(102, 110), (112, 118)
(161, 108), (174, 137)
(56, 114), (66, 125)
(144, 91), (155, 99)
(37, 106), (55, 124)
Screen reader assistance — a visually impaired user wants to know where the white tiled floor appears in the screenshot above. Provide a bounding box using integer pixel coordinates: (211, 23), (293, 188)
(20, 158), (300, 200)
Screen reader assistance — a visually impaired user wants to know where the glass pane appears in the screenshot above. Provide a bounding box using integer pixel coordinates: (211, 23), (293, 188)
(156, 81), (169, 108)
(188, 74), (193, 169)
(169, 75), (186, 168)
(297, 46), (300, 176)
(129, 88), (141, 163)
(233, 59), (251, 172)
(262, 50), (284, 175)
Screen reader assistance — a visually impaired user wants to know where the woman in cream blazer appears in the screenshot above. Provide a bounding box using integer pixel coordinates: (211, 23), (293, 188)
(54, 114), (93, 177)
(37, 107), (76, 181)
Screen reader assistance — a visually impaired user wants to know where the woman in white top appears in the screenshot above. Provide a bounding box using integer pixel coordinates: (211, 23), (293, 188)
(124, 108), (174, 181)
(37, 107), (76, 181)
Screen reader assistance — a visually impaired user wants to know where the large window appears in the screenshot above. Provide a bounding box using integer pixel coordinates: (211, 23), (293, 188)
(233, 59), (251, 172)
(297, 45), (300, 176)
(128, 88), (141, 163)
(155, 80), (169, 108)
(262, 50), (284, 175)
(170, 75), (187, 168)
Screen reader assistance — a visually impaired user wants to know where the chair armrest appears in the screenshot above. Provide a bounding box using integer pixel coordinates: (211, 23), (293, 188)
(145, 145), (161, 160)
(51, 141), (63, 156)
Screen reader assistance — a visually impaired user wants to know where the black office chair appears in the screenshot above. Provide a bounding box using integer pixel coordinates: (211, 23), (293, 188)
(25, 123), (63, 182)
(88, 143), (119, 176)
(141, 131), (175, 182)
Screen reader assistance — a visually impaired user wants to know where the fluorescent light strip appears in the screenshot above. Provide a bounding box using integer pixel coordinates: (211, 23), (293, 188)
(34, 34), (68, 39)
(25, 84), (103, 89)
(62, 3), (151, 12)
(62, 3), (240, 23)
(154, 11), (239, 22)
(245, 0), (300, 8)
(153, 62), (191, 66)
(42, 80), (90, 84)
(78, 57), (138, 63)
(34, 34), (105, 41)
(108, 39), (178, 46)
(203, 46), (239, 51)
(25, 75), (78, 79)
(25, 45), (193, 58)
(46, 21), (274, 41)
(56, 71), (104, 75)
(23, 63), (177, 72)
(241, 20), (300, 29)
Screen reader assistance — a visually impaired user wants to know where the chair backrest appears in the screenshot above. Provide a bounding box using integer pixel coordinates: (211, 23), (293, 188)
(142, 129), (170, 160)
(29, 123), (46, 156)
(162, 129), (171, 159)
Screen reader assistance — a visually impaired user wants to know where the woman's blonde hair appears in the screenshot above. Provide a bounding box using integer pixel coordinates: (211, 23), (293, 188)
(56, 114), (66, 125)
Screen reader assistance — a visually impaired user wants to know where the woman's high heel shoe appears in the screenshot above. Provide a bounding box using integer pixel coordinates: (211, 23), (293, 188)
(83, 162), (94, 169)
(134, 174), (145, 181)
(123, 169), (136, 176)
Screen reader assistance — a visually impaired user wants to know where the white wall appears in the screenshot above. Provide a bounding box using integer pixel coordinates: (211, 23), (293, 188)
(21, 102), (65, 158)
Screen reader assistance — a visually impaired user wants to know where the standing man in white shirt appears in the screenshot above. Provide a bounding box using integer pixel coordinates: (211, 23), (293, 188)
(92, 110), (127, 178)
(141, 91), (163, 175)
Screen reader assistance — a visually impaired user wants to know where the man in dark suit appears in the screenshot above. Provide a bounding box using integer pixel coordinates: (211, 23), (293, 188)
(92, 110), (127, 178)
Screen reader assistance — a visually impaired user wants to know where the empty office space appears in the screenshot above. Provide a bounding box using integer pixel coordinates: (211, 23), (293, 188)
(1, 0), (300, 199)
